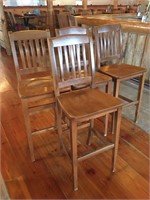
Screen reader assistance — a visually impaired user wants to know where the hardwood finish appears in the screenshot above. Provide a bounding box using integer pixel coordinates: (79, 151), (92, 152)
(75, 14), (150, 83)
(56, 13), (70, 28)
(55, 26), (113, 136)
(8, 30), (56, 162)
(76, 14), (150, 34)
(94, 24), (146, 123)
(47, 34), (123, 191)
(0, 49), (149, 199)
(55, 26), (112, 91)
(55, 26), (88, 36)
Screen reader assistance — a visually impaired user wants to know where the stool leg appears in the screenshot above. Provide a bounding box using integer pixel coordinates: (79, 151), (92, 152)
(112, 107), (122, 172)
(134, 74), (145, 123)
(56, 102), (63, 154)
(87, 119), (94, 145)
(21, 99), (35, 162)
(104, 80), (112, 136)
(113, 79), (120, 98)
(70, 120), (78, 191)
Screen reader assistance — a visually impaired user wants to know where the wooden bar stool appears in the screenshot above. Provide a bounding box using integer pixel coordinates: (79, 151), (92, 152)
(94, 24), (146, 123)
(47, 34), (123, 191)
(55, 26), (113, 136)
(9, 30), (56, 162)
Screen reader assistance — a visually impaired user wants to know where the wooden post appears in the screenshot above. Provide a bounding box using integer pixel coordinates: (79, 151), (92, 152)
(0, 0), (11, 55)
(83, 0), (87, 10)
(46, 0), (54, 36)
(113, 0), (118, 9)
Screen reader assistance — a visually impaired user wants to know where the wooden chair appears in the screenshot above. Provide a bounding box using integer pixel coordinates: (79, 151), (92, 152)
(56, 13), (70, 28)
(55, 26), (112, 90)
(68, 15), (78, 26)
(94, 24), (146, 122)
(47, 34), (123, 191)
(34, 11), (48, 30)
(9, 30), (56, 162)
(4, 11), (22, 31)
(55, 26), (113, 136)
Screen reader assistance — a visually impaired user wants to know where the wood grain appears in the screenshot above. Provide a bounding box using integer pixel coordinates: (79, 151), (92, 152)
(1, 48), (149, 199)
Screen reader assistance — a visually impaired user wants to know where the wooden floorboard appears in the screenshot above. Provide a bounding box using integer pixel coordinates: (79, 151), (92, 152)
(0, 49), (149, 199)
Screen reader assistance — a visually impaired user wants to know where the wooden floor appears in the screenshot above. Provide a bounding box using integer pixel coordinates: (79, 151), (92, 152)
(1, 49), (149, 199)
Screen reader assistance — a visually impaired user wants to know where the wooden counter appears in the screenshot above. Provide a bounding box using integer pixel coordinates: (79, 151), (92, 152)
(76, 14), (150, 83)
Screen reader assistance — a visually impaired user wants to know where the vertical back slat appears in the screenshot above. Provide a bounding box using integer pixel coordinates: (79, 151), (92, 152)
(18, 40), (26, 69)
(82, 43), (88, 76)
(40, 38), (47, 67)
(63, 46), (70, 79)
(35, 38), (42, 67)
(70, 45), (76, 78)
(23, 40), (32, 68)
(58, 46), (65, 81)
(76, 44), (82, 78)
(28, 39), (37, 68)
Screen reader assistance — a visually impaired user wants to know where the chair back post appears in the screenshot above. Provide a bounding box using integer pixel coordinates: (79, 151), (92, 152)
(8, 31), (21, 81)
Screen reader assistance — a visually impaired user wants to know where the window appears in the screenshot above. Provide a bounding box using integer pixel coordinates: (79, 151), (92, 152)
(3, 0), (47, 6)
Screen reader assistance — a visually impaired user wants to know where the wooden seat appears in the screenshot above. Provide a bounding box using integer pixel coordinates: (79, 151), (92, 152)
(55, 26), (113, 136)
(94, 24), (146, 122)
(47, 34), (123, 191)
(9, 30), (56, 162)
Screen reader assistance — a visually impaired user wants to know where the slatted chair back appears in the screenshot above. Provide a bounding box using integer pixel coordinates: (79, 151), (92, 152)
(9, 29), (51, 81)
(47, 34), (95, 96)
(94, 24), (122, 69)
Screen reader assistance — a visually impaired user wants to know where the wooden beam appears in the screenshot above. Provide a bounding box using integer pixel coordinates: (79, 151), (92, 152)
(113, 0), (118, 9)
(46, 0), (54, 36)
(83, 0), (87, 10)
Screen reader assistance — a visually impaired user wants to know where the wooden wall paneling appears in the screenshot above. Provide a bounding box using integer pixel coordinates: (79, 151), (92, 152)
(141, 34), (150, 82)
(132, 33), (146, 66)
(123, 31), (149, 82)
(122, 32), (129, 62)
(124, 32), (137, 65)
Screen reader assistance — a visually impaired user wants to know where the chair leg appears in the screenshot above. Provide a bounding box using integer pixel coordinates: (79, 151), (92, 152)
(113, 79), (120, 98)
(21, 99), (35, 162)
(106, 80), (112, 94)
(112, 107), (122, 172)
(110, 80), (121, 135)
(104, 81), (112, 136)
(70, 120), (78, 191)
(87, 119), (94, 145)
(56, 102), (63, 154)
(104, 114), (109, 136)
(134, 74), (145, 123)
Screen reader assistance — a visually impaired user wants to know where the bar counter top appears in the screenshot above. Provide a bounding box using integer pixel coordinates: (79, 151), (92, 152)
(76, 14), (150, 34)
